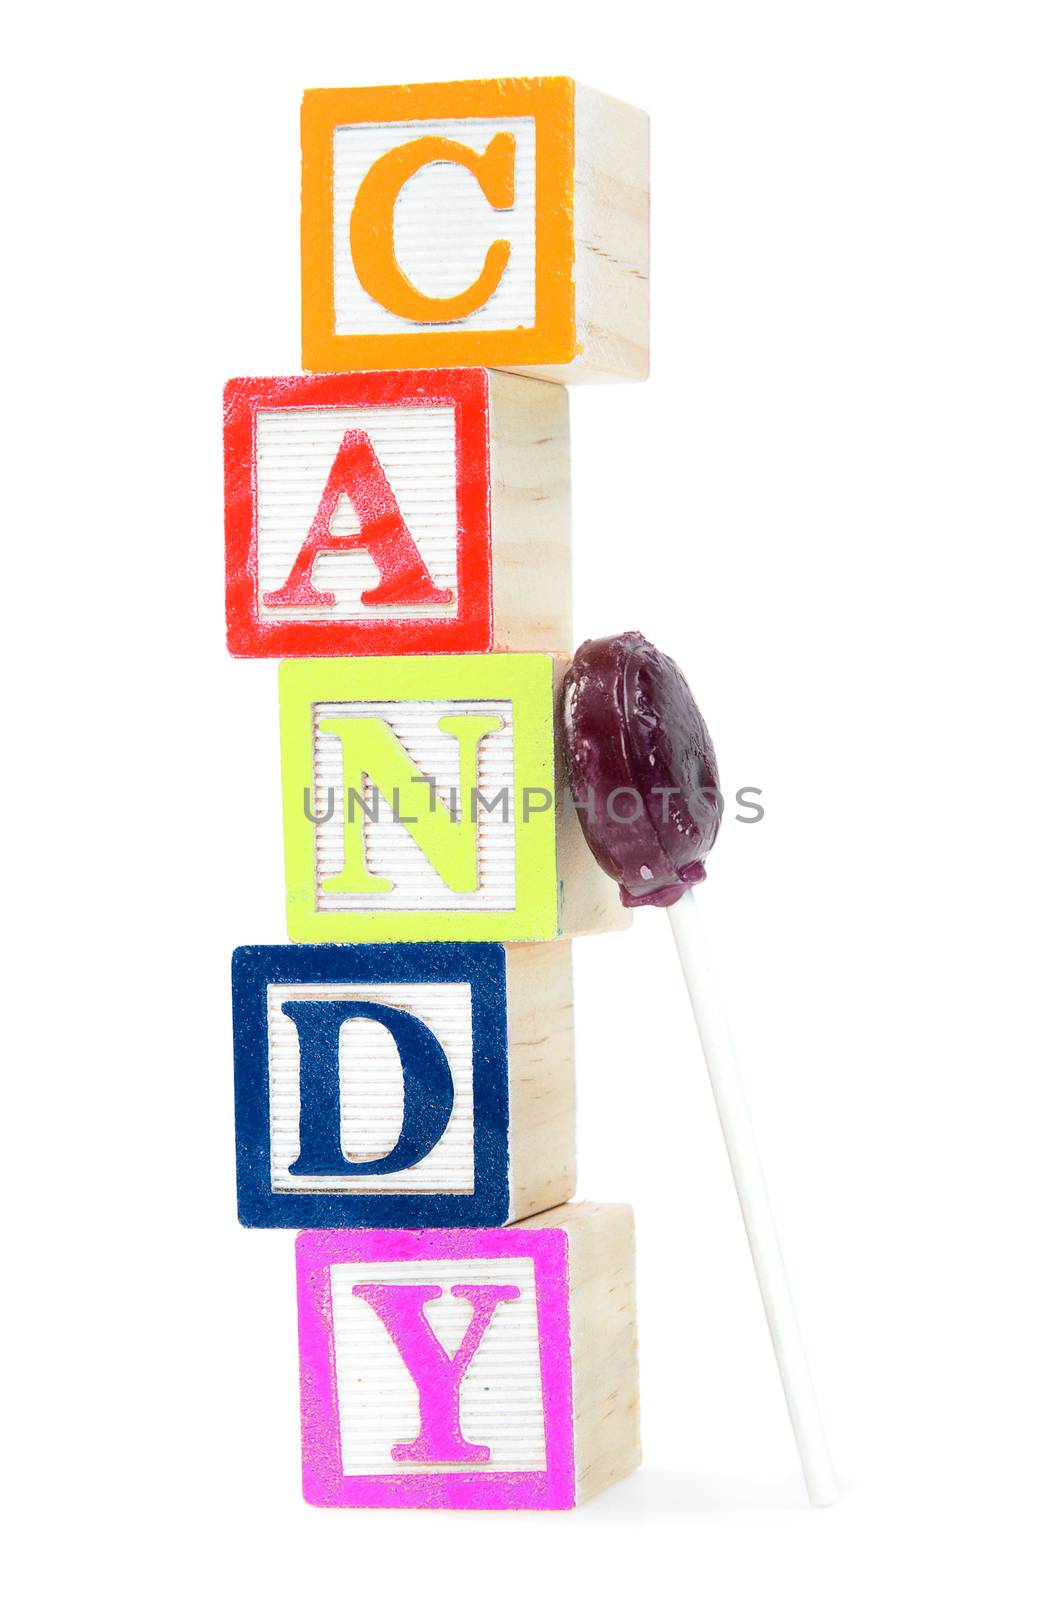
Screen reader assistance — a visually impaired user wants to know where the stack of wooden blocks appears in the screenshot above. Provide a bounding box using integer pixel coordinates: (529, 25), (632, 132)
(225, 76), (650, 1510)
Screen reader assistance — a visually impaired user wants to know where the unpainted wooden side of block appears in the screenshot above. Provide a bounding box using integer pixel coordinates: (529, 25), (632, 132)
(487, 371), (572, 653)
(505, 940), (576, 1220)
(512, 1200), (641, 1503)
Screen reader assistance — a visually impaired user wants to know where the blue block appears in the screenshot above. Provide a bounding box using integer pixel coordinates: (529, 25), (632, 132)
(233, 944), (510, 1228)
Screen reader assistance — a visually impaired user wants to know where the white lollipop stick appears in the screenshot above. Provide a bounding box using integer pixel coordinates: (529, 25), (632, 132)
(666, 886), (836, 1507)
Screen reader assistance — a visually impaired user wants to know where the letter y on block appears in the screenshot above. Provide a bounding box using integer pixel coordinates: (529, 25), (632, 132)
(295, 1208), (641, 1509)
(350, 1283), (520, 1463)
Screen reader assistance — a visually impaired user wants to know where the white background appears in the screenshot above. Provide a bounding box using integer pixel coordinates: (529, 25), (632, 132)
(6, 3), (1058, 1595)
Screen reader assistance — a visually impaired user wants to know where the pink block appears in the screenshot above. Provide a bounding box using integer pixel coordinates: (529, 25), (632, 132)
(295, 1226), (577, 1509)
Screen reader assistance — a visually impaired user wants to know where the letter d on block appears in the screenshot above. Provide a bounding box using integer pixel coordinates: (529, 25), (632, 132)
(282, 1000), (454, 1178)
(351, 1282), (521, 1462)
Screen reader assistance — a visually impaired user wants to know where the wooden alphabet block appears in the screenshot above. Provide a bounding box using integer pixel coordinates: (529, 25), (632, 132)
(296, 1202), (640, 1509)
(232, 941), (574, 1228)
(279, 654), (630, 943)
(224, 369), (570, 658)
(301, 78), (649, 384)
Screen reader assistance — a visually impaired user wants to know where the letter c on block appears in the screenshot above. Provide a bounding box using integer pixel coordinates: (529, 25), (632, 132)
(350, 133), (516, 323)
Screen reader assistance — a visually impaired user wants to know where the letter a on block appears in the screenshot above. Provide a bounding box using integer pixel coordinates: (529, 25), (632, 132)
(350, 1282), (520, 1463)
(264, 429), (453, 610)
(319, 713), (503, 895)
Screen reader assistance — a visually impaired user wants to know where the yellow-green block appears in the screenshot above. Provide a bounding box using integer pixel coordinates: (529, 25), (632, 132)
(280, 655), (561, 943)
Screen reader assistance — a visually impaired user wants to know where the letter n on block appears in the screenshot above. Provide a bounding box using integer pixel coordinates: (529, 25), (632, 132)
(280, 653), (627, 942)
(232, 942), (574, 1227)
(223, 370), (570, 657)
(295, 1204), (640, 1509)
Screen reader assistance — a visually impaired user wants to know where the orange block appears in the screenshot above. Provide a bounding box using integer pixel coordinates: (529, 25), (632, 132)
(302, 78), (649, 385)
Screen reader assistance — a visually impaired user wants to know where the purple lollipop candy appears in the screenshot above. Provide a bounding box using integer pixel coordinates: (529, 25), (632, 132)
(561, 631), (722, 907)
(561, 629), (836, 1507)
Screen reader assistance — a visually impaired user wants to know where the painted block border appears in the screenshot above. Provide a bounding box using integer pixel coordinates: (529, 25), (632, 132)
(279, 653), (559, 943)
(232, 943), (509, 1227)
(224, 369), (494, 658)
(296, 1226), (575, 1509)
(301, 77), (576, 374)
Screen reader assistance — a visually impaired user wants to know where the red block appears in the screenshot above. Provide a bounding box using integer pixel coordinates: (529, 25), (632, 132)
(224, 369), (570, 658)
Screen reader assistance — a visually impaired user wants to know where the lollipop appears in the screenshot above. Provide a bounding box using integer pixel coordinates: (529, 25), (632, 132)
(562, 631), (836, 1508)
(562, 631), (722, 906)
